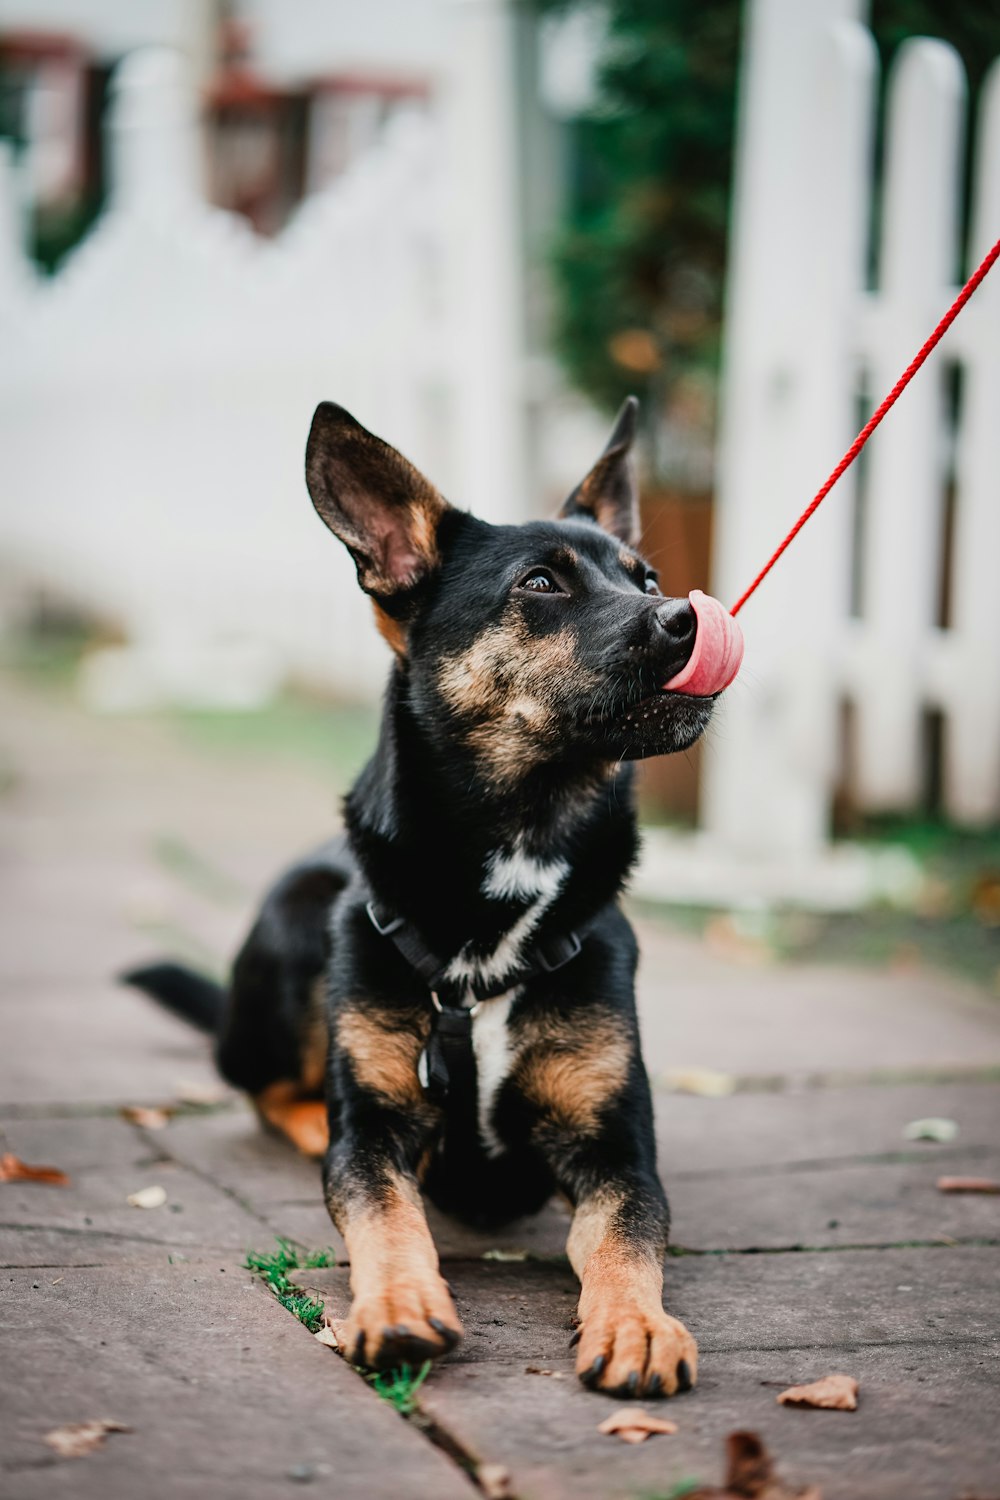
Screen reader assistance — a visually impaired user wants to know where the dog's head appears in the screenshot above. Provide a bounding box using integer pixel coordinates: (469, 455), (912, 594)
(305, 399), (714, 786)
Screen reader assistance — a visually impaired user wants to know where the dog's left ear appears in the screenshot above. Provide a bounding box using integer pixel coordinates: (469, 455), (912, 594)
(557, 395), (640, 546)
(305, 402), (451, 599)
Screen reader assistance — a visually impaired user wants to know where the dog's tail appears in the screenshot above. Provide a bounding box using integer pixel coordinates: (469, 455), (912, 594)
(120, 962), (225, 1034)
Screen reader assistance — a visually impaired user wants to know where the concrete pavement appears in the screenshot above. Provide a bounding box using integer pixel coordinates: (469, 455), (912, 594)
(2, 670), (999, 1499)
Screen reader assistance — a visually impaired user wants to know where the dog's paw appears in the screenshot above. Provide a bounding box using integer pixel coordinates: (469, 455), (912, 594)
(344, 1274), (463, 1370)
(575, 1306), (697, 1398)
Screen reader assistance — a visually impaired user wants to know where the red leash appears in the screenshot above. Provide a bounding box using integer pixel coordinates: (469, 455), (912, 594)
(729, 236), (1000, 618)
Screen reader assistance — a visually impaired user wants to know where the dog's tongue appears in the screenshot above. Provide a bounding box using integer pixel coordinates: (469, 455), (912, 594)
(662, 589), (744, 697)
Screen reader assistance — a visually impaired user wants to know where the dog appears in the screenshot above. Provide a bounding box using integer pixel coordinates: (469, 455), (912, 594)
(126, 394), (716, 1399)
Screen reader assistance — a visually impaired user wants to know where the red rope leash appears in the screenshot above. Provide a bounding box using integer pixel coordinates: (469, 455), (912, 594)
(729, 235), (1000, 617)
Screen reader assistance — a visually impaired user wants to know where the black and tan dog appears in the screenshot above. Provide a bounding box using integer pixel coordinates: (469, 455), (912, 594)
(127, 396), (716, 1399)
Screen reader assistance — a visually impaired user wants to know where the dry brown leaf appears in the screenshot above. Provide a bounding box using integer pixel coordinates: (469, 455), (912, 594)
(598, 1409), (678, 1443)
(119, 1105), (173, 1130)
(937, 1176), (1000, 1194)
(525, 1365), (565, 1378)
(44, 1419), (131, 1458)
(680, 1430), (822, 1498)
(777, 1374), (858, 1411)
(126, 1184), (167, 1209)
(314, 1326), (339, 1349)
(0, 1152), (70, 1187)
(477, 1463), (513, 1499)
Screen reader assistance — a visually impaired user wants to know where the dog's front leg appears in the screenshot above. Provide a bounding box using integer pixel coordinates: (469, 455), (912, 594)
(323, 1000), (462, 1370)
(567, 1179), (696, 1398)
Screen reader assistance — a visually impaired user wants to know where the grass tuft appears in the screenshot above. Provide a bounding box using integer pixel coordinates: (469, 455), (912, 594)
(243, 1238), (337, 1334)
(367, 1361), (432, 1416)
(244, 1240), (434, 1416)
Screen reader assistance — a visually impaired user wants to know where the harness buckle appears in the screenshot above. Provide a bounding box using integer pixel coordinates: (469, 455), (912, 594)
(366, 900), (406, 938)
(537, 930), (583, 972)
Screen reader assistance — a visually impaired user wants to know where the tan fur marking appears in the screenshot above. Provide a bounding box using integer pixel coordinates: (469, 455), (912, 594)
(254, 1082), (329, 1158)
(406, 495), (445, 564)
(372, 602), (408, 658)
(333, 1171), (463, 1368)
(299, 977), (329, 1095)
(569, 1191), (698, 1396)
(336, 1005), (429, 1108)
(514, 1009), (632, 1132)
(437, 623), (598, 788)
(567, 1187), (627, 1278)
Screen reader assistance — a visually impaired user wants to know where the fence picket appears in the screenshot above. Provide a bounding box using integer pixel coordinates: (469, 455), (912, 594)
(851, 40), (966, 810)
(711, 1), (999, 854)
(944, 59), (1000, 822)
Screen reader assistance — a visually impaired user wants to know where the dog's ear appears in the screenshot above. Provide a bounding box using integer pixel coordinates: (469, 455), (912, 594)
(557, 395), (640, 545)
(305, 402), (450, 599)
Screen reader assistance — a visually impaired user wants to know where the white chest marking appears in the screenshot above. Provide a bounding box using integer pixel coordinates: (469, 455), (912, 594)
(443, 846), (569, 990)
(472, 990), (516, 1157)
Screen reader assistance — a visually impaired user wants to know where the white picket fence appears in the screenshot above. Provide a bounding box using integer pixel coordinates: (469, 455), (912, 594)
(0, 2), (593, 705)
(705, 0), (1000, 856)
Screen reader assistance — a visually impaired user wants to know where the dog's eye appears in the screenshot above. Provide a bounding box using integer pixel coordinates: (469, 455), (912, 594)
(644, 573), (662, 596)
(520, 571), (560, 594)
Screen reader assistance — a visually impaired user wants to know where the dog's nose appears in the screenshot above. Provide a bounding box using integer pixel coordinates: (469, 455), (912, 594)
(655, 597), (696, 646)
(654, 597), (697, 675)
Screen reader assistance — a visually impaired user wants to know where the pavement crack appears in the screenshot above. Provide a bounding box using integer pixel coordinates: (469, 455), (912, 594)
(137, 1132), (275, 1232)
(668, 1237), (1000, 1256)
(700, 1334), (998, 1353)
(0, 1221), (203, 1248)
(669, 1144), (998, 1182)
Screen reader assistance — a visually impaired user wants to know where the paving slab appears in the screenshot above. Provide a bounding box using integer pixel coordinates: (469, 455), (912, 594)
(0, 1116), (267, 1267)
(299, 1250), (1000, 1500)
(0, 1263), (472, 1500)
(654, 1081), (1000, 1175)
(1, 983), (221, 1107)
(203, 1086), (1000, 1262)
(633, 914), (1000, 1080)
(668, 1153), (1000, 1251)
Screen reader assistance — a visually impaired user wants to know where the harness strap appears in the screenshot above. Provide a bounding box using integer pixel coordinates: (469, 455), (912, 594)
(366, 900), (584, 1004)
(365, 898), (589, 1102)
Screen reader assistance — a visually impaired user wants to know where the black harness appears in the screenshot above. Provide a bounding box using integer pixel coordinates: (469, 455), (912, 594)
(366, 899), (586, 1102)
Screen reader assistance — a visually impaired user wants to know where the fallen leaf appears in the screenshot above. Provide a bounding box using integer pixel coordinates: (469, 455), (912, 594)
(482, 1248), (528, 1262)
(119, 1105), (173, 1130)
(664, 1066), (736, 1098)
(173, 1079), (229, 1108)
(44, 1419), (131, 1458)
(937, 1176), (1000, 1194)
(598, 1409), (678, 1443)
(477, 1463), (513, 1499)
(525, 1365), (565, 1378)
(903, 1116), (958, 1143)
(971, 872), (1000, 926)
(680, 1429), (822, 1498)
(314, 1326), (339, 1348)
(0, 1152), (70, 1186)
(777, 1374), (858, 1411)
(126, 1185), (167, 1209)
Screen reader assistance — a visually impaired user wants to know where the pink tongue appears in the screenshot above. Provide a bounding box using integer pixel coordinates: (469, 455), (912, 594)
(662, 589), (744, 696)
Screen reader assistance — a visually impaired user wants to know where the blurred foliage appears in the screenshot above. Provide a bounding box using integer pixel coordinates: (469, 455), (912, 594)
(634, 814), (1000, 991)
(534, 0), (1000, 481)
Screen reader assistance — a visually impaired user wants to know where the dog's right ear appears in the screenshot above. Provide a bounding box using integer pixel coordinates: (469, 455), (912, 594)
(305, 403), (451, 601)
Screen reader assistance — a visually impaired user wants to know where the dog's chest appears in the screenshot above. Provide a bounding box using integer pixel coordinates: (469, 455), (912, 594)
(434, 843), (569, 1156)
